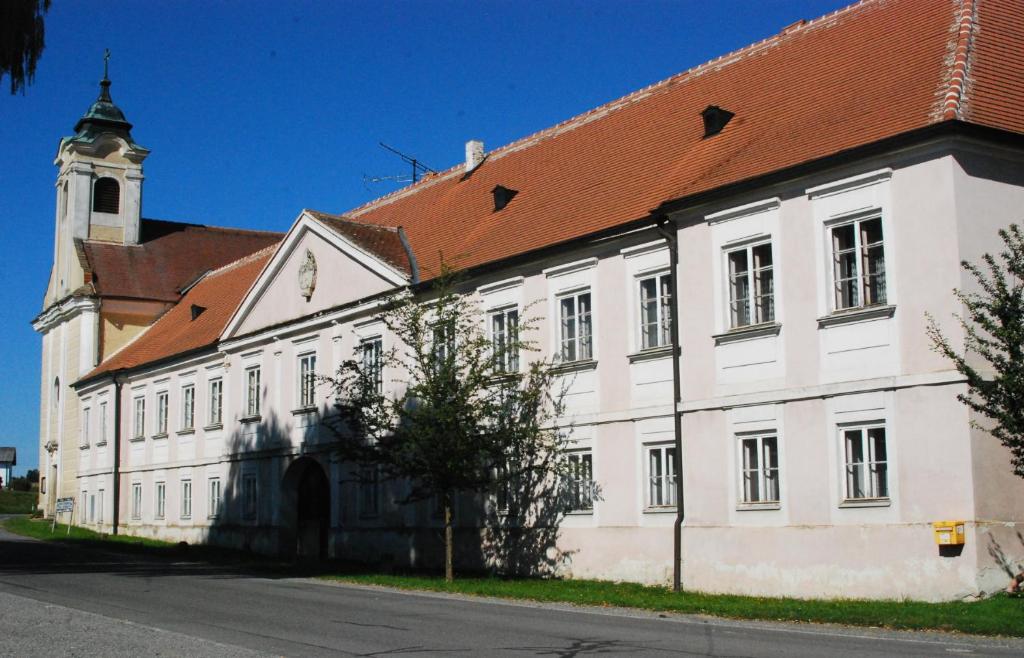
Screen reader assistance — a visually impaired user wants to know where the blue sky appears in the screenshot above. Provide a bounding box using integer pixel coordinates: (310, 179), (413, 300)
(0, 0), (847, 476)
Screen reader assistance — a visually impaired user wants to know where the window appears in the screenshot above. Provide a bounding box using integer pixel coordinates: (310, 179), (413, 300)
(558, 291), (593, 362)
(131, 482), (142, 520)
(490, 307), (520, 373)
(81, 407), (90, 447)
(843, 424), (888, 500)
(181, 385), (195, 431)
(99, 401), (107, 444)
(155, 482), (166, 519)
(133, 397), (145, 439)
(92, 177), (119, 214)
(646, 444), (677, 508)
(566, 451), (594, 512)
(181, 480), (192, 519)
(360, 337), (383, 393)
(81, 491), (87, 521)
(298, 353), (317, 408)
(831, 217), (886, 310)
(739, 433), (780, 505)
(208, 477), (221, 518)
(97, 489), (104, 523)
(727, 242), (774, 328)
(638, 273), (672, 349)
(155, 391), (168, 435)
(89, 494), (95, 523)
(245, 366), (261, 417)
(358, 466), (380, 517)
(432, 321), (455, 370)
(242, 474), (257, 520)
(208, 378), (223, 426)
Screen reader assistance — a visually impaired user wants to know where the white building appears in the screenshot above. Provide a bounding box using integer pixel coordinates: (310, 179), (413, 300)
(38, 0), (1024, 600)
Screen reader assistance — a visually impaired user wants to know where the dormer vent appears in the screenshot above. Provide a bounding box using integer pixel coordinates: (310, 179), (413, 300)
(701, 105), (734, 138)
(465, 140), (485, 173)
(492, 185), (518, 212)
(190, 304), (206, 321)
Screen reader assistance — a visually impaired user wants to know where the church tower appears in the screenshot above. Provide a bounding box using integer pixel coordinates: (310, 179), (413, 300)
(46, 54), (149, 306)
(35, 55), (149, 516)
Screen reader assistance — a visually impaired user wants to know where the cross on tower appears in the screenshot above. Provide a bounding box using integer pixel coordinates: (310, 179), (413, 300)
(103, 49), (110, 79)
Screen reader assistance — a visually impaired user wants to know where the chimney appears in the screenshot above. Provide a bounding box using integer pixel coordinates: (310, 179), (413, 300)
(465, 140), (485, 173)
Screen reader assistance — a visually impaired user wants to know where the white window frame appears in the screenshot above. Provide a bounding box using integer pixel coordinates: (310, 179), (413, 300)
(180, 479), (192, 519)
(725, 241), (775, 328)
(829, 215), (887, 312)
(131, 482), (142, 520)
(557, 289), (593, 363)
(208, 477), (222, 519)
(489, 306), (520, 373)
(155, 481), (166, 519)
(181, 384), (195, 431)
(155, 390), (168, 436)
(737, 432), (781, 507)
(245, 366), (261, 418)
(208, 378), (223, 427)
(645, 443), (677, 509)
(81, 406), (90, 447)
(98, 401), (107, 445)
(566, 450), (594, 512)
(133, 396), (145, 440)
(841, 422), (889, 502)
(636, 272), (672, 350)
(359, 336), (384, 393)
(298, 352), (317, 409)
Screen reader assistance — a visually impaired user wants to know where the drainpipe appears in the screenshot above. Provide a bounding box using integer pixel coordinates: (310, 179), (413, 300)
(112, 375), (123, 535)
(656, 217), (685, 593)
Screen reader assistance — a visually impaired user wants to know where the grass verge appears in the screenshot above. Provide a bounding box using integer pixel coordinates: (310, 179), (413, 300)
(0, 490), (37, 514)
(320, 573), (1024, 637)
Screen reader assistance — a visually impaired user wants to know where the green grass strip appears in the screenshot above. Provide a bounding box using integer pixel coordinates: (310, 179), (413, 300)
(321, 573), (1024, 637)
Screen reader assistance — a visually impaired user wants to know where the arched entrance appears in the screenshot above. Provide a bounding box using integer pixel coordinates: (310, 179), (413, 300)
(280, 457), (330, 561)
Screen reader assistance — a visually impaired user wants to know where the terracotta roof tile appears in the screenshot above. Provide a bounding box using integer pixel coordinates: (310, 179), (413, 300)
(82, 218), (282, 302)
(306, 211), (412, 276)
(340, 0), (1022, 278)
(82, 246), (277, 381)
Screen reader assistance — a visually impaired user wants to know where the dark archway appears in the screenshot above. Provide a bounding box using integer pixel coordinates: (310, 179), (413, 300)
(280, 457), (330, 561)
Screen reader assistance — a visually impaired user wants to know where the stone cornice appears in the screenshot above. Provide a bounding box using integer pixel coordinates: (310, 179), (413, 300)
(32, 295), (99, 333)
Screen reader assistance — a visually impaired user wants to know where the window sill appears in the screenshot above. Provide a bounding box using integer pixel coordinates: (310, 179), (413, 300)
(151, 433), (168, 441)
(291, 407), (317, 416)
(94, 441), (107, 447)
(240, 415), (262, 424)
(565, 509), (594, 516)
(176, 428), (195, 436)
(817, 304), (895, 328)
(551, 359), (597, 374)
(129, 436), (146, 443)
(79, 444), (89, 451)
(627, 345), (674, 363)
(203, 423), (223, 432)
(737, 502), (781, 511)
(839, 497), (891, 509)
(643, 506), (677, 514)
(713, 322), (781, 345)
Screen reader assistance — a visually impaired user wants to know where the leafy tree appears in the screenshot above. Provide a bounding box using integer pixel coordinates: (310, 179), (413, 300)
(1, 1), (50, 94)
(927, 224), (1024, 478)
(26, 468), (39, 483)
(323, 266), (572, 581)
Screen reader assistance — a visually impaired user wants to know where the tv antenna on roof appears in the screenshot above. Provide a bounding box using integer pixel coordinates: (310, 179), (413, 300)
(363, 142), (436, 189)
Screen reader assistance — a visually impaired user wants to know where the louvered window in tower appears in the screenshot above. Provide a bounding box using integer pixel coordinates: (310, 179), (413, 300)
(93, 178), (120, 214)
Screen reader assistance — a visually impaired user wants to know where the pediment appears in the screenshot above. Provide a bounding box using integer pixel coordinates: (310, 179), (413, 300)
(222, 211), (410, 339)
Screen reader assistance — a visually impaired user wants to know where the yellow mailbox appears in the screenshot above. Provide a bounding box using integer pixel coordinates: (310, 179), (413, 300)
(933, 520), (966, 546)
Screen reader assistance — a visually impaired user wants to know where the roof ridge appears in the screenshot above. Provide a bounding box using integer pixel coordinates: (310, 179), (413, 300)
(306, 208), (400, 232)
(141, 217), (285, 237)
(203, 242), (279, 280)
(346, 0), (880, 220)
(941, 0), (977, 121)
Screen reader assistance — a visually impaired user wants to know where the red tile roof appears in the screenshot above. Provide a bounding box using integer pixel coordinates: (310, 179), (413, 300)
(79, 0), (1024, 383)
(82, 246), (276, 380)
(339, 0), (1023, 279)
(82, 218), (282, 302)
(307, 211), (413, 277)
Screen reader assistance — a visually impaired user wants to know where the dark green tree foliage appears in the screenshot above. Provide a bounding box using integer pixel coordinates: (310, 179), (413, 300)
(323, 266), (571, 581)
(1, 1), (50, 94)
(928, 224), (1024, 478)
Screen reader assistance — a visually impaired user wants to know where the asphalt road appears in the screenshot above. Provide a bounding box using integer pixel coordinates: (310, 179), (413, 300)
(0, 518), (1022, 657)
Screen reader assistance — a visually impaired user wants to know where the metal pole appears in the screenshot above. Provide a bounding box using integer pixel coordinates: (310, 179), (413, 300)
(657, 217), (685, 593)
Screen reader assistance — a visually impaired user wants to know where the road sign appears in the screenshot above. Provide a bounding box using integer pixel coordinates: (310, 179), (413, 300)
(51, 497), (75, 535)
